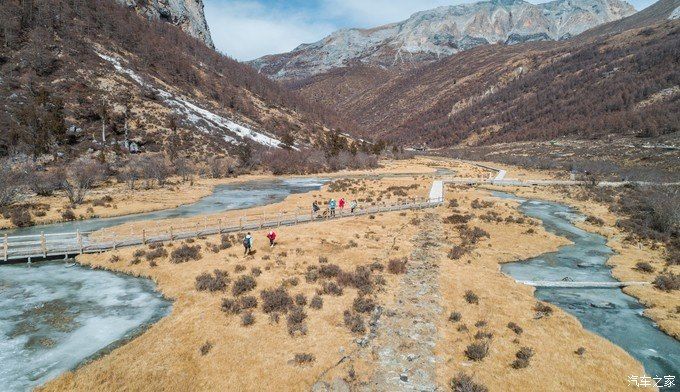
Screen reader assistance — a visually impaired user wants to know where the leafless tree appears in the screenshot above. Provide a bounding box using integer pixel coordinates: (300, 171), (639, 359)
(139, 155), (171, 187)
(26, 167), (65, 196)
(0, 160), (23, 207)
(61, 159), (106, 204)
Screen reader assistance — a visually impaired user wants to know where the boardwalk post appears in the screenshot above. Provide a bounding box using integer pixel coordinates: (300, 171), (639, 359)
(142, 229), (147, 245)
(77, 230), (83, 254)
(278, 213), (282, 227)
(170, 226), (174, 241)
(218, 219), (222, 234)
(41, 231), (46, 257)
(260, 214), (264, 229)
(3, 234), (7, 262)
(113, 234), (117, 251)
(295, 209), (299, 224)
(195, 222), (200, 238)
(239, 217), (243, 231)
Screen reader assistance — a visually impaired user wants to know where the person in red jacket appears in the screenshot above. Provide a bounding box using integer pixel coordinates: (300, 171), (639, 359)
(338, 197), (346, 211)
(266, 230), (277, 247)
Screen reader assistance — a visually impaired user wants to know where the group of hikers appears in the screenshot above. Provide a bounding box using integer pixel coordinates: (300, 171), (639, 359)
(312, 197), (357, 218)
(242, 197), (359, 255)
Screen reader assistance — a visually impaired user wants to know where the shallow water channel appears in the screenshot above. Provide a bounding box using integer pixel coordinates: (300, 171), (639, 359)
(0, 177), (327, 391)
(495, 191), (680, 381)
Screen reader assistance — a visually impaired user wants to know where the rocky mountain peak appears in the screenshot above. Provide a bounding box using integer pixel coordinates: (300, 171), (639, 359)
(250, 0), (636, 80)
(121, 0), (214, 48)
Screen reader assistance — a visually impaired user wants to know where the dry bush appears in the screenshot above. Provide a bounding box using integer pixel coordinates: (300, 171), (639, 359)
(239, 295), (258, 310)
(511, 347), (534, 369)
(353, 296), (376, 314)
(195, 269), (229, 292)
(320, 281), (343, 296)
(575, 347), (587, 356)
(310, 295), (323, 309)
(234, 264), (246, 273)
(653, 272), (680, 292)
(448, 311), (462, 322)
(305, 266), (320, 283)
(109, 255), (121, 263)
(199, 341), (213, 356)
(444, 213), (472, 225)
(585, 215), (605, 226)
(293, 353), (315, 365)
(448, 246), (467, 260)
(260, 286), (293, 313)
(633, 262), (654, 273)
(450, 372), (488, 392)
(343, 310), (366, 334)
(295, 293), (308, 306)
(232, 275), (257, 296)
(388, 258), (408, 274)
(471, 199), (494, 209)
(474, 320), (487, 328)
(457, 324), (469, 332)
(369, 262), (384, 272)
(338, 266), (373, 294)
(474, 330), (493, 340)
(145, 247), (168, 261)
(507, 322), (523, 335)
(251, 267), (262, 277)
(534, 302), (553, 316)
(460, 226), (490, 245)
(170, 244), (202, 263)
(221, 298), (240, 314)
(319, 264), (341, 278)
(479, 211), (503, 223)
(220, 234), (235, 250)
(61, 209), (76, 221)
(241, 312), (255, 326)
(448, 199), (460, 208)
(318, 256), (328, 264)
(133, 249), (146, 258)
(464, 290), (479, 304)
(287, 306), (307, 336)
(465, 341), (489, 361)
(10, 208), (32, 227)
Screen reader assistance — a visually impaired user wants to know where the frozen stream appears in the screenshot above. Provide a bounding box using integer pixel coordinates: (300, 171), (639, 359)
(495, 191), (680, 381)
(0, 177), (328, 391)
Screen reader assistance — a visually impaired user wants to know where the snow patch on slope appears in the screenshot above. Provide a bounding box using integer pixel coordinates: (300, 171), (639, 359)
(96, 52), (285, 149)
(670, 6), (680, 19)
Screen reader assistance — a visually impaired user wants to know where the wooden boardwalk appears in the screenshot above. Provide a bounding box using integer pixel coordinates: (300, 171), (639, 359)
(3, 192), (445, 263)
(518, 280), (649, 288)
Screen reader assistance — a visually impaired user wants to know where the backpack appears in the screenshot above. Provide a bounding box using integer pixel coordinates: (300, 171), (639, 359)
(243, 237), (250, 247)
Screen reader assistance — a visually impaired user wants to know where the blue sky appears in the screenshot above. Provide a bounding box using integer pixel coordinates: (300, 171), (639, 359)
(204, 0), (656, 61)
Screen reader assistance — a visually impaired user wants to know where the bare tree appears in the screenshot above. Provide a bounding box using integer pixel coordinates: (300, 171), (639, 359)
(139, 155), (171, 187)
(27, 167), (64, 196)
(0, 160), (23, 207)
(61, 159), (105, 204)
(174, 157), (195, 183)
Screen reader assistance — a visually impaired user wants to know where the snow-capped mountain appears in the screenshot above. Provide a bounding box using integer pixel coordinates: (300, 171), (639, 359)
(250, 0), (636, 80)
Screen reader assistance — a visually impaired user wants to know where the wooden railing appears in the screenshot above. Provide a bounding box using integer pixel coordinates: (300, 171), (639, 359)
(2, 196), (444, 262)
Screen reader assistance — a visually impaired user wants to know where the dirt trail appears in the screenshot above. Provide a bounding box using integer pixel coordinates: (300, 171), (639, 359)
(362, 212), (444, 391)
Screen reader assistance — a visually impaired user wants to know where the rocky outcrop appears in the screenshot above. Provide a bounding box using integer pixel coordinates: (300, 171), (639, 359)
(121, 0), (214, 48)
(251, 0), (636, 80)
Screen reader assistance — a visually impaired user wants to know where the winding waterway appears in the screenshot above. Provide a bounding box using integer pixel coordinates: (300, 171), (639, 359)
(495, 191), (680, 381)
(0, 177), (327, 391)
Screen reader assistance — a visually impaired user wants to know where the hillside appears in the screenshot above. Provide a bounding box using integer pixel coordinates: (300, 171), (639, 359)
(290, 0), (680, 146)
(251, 0), (635, 80)
(0, 0), (353, 163)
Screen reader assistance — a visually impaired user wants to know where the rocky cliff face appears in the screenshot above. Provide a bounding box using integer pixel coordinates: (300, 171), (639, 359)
(251, 0), (636, 80)
(122, 0), (214, 48)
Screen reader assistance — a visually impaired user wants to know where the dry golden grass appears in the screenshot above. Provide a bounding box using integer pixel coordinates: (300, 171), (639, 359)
(37, 159), (652, 391)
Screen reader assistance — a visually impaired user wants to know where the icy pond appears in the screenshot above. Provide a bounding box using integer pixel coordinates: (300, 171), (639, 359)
(0, 177), (328, 391)
(495, 191), (680, 380)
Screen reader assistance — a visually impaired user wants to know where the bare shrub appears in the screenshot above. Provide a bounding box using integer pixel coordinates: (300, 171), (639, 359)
(387, 258), (407, 274)
(195, 270), (229, 292)
(534, 302), (553, 316)
(585, 215), (605, 226)
(170, 244), (202, 263)
(507, 322), (523, 335)
(310, 295), (323, 309)
(653, 272), (680, 291)
(474, 330), (493, 340)
(450, 372), (488, 392)
(232, 275), (257, 296)
(449, 311), (462, 322)
(239, 295), (258, 310)
(575, 347), (586, 356)
(293, 353), (315, 365)
(287, 306), (307, 336)
(109, 255), (121, 263)
(27, 169), (64, 196)
(464, 290), (479, 304)
(200, 341), (213, 356)
(511, 347), (534, 369)
(445, 214), (472, 225)
(0, 162), (23, 207)
(448, 246), (467, 260)
(61, 159), (106, 204)
(61, 209), (76, 221)
(241, 312), (255, 326)
(260, 286), (293, 313)
(343, 310), (366, 334)
(145, 247), (168, 261)
(320, 281), (343, 296)
(10, 208), (32, 227)
(251, 267), (262, 277)
(460, 227), (490, 245)
(464, 341), (489, 361)
(295, 293), (307, 306)
(319, 264), (341, 278)
(634, 262), (654, 273)
(305, 266), (320, 283)
(221, 298), (240, 314)
(353, 296), (376, 314)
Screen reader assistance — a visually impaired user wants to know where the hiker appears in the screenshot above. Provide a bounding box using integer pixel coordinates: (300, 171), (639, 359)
(329, 198), (337, 217)
(312, 201), (320, 217)
(338, 197), (346, 211)
(350, 200), (358, 213)
(243, 232), (253, 255)
(266, 230), (277, 247)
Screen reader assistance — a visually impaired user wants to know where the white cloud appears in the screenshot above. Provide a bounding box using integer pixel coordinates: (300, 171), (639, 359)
(205, 1), (336, 61)
(318, 0), (457, 26)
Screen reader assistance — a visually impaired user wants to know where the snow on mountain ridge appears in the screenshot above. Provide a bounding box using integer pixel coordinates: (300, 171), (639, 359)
(250, 0), (636, 80)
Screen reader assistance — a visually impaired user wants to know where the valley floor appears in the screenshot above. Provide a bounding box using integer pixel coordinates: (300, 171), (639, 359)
(38, 158), (674, 391)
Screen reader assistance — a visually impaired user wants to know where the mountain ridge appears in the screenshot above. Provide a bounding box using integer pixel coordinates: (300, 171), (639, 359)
(250, 0), (636, 80)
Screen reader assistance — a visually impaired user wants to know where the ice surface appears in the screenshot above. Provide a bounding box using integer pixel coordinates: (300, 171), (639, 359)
(0, 262), (170, 391)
